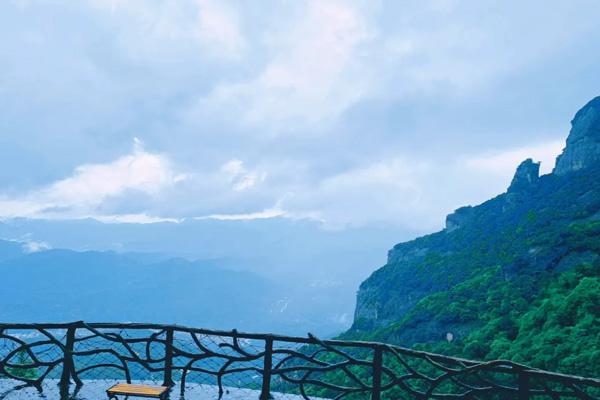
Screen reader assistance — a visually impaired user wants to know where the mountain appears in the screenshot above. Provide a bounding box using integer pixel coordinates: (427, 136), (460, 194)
(343, 97), (600, 377)
(0, 217), (417, 336)
(0, 239), (24, 263)
(0, 247), (288, 331)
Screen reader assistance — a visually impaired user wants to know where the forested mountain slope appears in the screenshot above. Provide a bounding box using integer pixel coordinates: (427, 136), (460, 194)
(344, 96), (600, 378)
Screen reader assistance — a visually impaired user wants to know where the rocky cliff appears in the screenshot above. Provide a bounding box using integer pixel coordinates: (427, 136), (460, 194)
(554, 97), (600, 175)
(508, 158), (540, 191)
(346, 97), (600, 372)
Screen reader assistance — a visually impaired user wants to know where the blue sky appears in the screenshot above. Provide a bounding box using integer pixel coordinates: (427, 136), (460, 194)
(1, 0), (599, 231)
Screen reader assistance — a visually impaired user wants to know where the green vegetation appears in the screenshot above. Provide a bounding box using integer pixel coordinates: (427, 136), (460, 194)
(345, 164), (600, 380)
(412, 261), (600, 378)
(306, 259), (599, 398)
(304, 219), (600, 398)
(347, 220), (600, 379)
(6, 351), (37, 380)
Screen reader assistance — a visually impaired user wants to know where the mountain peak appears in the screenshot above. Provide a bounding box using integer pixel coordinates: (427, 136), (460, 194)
(553, 96), (600, 175)
(508, 158), (540, 192)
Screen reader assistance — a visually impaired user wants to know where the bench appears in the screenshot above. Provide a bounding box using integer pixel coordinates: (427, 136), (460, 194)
(106, 383), (169, 399)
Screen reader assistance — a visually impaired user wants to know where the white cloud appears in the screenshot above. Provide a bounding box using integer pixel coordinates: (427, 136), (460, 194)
(261, 141), (566, 230)
(194, 0), (245, 56)
(283, 158), (433, 229)
(0, 138), (572, 230)
(464, 140), (564, 176)
(221, 159), (266, 191)
(191, 0), (557, 131)
(197, 0), (375, 128)
(92, 213), (182, 224)
(0, 139), (185, 222)
(22, 240), (52, 253)
(2, 0), (597, 233)
(4, 234), (52, 253)
(90, 0), (245, 59)
(195, 207), (286, 221)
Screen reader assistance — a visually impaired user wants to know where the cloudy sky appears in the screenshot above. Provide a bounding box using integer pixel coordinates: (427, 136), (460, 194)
(1, 0), (599, 231)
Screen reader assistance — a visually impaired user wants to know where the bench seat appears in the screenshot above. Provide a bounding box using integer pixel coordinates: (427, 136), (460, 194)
(107, 383), (169, 399)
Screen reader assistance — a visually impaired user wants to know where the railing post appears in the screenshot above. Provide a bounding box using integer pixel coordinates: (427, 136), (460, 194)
(59, 325), (76, 399)
(518, 370), (530, 400)
(163, 327), (175, 387)
(260, 337), (274, 400)
(371, 346), (383, 400)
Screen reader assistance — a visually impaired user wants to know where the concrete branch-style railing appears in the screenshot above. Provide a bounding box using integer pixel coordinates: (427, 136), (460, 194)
(0, 322), (599, 399)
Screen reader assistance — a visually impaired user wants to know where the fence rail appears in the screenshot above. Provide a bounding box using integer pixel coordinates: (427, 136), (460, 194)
(0, 322), (598, 399)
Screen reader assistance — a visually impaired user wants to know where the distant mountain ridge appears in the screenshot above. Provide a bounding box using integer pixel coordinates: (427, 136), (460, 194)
(344, 96), (600, 377)
(0, 223), (403, 335)
(0, 239), (24, 263)
(0, 216), (415, 336)
(0, 246), (283, 331)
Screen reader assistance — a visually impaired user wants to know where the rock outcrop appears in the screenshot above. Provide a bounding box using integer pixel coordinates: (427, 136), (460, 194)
(508, 158), (540, 192)
(554, 96), (600, 175)
(445, 206), (474, 232)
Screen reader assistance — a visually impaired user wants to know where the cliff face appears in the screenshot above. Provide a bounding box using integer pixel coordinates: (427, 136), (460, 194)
(554, 97), (600, 175)
(508, 158), (540, 191)
(348, 97), (600, 348)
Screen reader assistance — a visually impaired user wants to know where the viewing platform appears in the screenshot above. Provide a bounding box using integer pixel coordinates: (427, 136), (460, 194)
(0, 322), (598, 399)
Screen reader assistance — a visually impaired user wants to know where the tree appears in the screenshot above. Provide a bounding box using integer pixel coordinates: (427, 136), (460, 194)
(6, 350), (37, 380)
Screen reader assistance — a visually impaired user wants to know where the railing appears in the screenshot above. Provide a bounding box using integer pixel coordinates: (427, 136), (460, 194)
(0, 322), (598, 399)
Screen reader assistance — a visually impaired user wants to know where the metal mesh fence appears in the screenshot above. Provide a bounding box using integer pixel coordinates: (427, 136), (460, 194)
(1, 323), (599, 399)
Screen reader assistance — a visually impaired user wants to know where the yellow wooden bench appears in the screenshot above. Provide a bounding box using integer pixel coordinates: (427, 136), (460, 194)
(106, 383), (169, 399)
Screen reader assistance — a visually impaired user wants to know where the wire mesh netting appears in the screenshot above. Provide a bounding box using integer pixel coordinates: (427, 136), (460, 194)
(1, 323), (599, 399)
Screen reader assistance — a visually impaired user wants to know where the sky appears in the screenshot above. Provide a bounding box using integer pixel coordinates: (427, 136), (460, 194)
(1, 0), (600, 232)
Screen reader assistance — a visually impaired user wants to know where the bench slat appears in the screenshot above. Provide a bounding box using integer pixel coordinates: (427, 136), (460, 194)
(107, 383), (168, 398)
